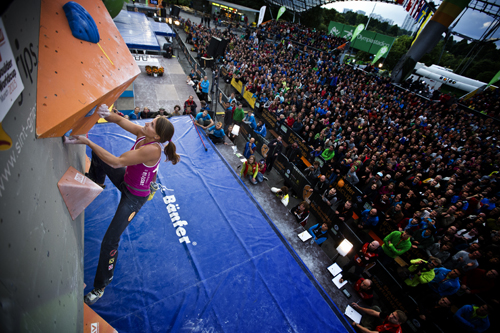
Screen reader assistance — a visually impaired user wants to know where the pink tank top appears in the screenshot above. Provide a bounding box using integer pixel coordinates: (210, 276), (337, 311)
(124, 136), (162, 197)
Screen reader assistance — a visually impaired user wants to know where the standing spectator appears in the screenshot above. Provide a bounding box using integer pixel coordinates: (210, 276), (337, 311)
(184, 95), (198, 115)
(350, 303), (406, 333)
(335, 200), (353, 224)
(321, 145), (335, 162)
(254, 120), (267, 137)
(243, 109), (257, 129)
(460, 268), (498, 295)
(285, 141), (301, 165)
(380, 230), (412, 265)
(233, 103), (245, 125)
(265, 136), (283, 172)
(453, 304), (490, 333)
(400, 257), (441, 288)
(428, 267), (462, 296)
(446, 250), (481, 272)
(200, 76), (210, 102)
(357, 208), (379, 230)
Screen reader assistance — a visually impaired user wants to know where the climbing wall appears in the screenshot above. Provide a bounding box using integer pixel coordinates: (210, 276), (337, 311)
(0, 0), (138, 332)
(36, 0), (140, 138)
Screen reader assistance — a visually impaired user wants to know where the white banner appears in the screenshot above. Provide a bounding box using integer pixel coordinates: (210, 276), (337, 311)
(258, 6), (266, 26)
(0, 17), (25, 122)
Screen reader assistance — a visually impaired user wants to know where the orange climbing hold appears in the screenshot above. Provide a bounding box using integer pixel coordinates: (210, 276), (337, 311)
(36, 0), (140, 138)
(57, 166), (103, 220)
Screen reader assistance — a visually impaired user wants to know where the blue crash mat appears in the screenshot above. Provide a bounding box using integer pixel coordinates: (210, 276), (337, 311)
(84, 117), (352, 332)
(113, 10), (160, 51)
(150, 21), (176, 37)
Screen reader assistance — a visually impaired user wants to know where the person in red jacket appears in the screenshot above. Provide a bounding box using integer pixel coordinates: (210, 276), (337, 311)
(340, 241), (379, 282)
(460, 268), (498, 295)
(354, 278), (374, 304)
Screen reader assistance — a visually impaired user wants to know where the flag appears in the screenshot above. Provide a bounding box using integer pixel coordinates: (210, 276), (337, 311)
(406, 0), (413, 12)
(258, 6), (266, 26)
(413, 1), (424, 19)
(486, 69), (500, 89)
(397, 0), (404, 4)
(351, 24), (364, 43)
(276, 6), (286, 21)
(412, 12), (432, 46)
(371, 46), (389, 65)
(417, 4), (429, 24)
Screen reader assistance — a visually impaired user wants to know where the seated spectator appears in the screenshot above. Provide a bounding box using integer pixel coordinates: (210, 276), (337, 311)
(243, 109), (257, 129)
(240, 155), (262, 185)
(399, 257), (441, 288)
(340, 241), (379, 282)
(352, 278), (374, 304)
(195, 110), (214, 130)
(186, 75), (195, 87)
(453, 304), (490, 333)
(184, 95), (197, 114)
(428, 267), (462, 296)
(155, 107), (168, 118)
(335, 200), (353, 224)
(254, 120), (267, 137)
(304, 161), (321, 184)
(460, 268), (498, 295)
(357, 208), (379, 231)
(270, 186), (289, 206)
(322, 188), (338, 207)
(208, 122), (225, 144)
(350, 303), (406, 333)
(308, 222), (330, 246)
(291, 201), (310, 227)
(243, 138), (256, 159)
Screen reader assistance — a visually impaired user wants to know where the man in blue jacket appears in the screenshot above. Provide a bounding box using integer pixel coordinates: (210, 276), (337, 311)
(357, 208), (379, 230)
(200, 76), (210, 102)
(428, 267), (461, 296)
(308, 222), (329, 246)
(453, 304), (490, 333)
(254, 120), (266, 138)
(243, 109), (257, 129)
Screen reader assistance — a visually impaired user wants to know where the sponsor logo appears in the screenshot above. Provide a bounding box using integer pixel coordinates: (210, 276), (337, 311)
(108, 264), (114, 270)
(91, 322), (99, 333)
(110, 249), (117, 257)
(109, 258), (115, 264)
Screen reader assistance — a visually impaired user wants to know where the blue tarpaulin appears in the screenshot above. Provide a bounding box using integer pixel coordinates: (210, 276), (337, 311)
(84, 117), (351, 332)
(113, 11), (160, 51)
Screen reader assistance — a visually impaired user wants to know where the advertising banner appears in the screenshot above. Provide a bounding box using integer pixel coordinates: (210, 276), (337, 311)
(368, 33), (395, 58)
(352, 30), (376, 53)
(327, 21), (345, 37)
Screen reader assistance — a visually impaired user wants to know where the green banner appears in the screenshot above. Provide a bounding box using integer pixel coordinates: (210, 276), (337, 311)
(276, 6), (286, 21)
(486, 69), (500, 88)
(351, 24), (365, 43)
(328, 21), (345, 37)
(369, 33), (395, 58)
(341, 25), (354, 40)
(352, 30), (377, 53)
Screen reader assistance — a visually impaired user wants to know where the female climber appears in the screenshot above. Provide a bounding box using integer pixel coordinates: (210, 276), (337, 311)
(65, 105), (180, 305)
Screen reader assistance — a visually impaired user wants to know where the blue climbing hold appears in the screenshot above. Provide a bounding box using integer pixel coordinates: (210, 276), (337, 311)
(63, 1), (100, 44)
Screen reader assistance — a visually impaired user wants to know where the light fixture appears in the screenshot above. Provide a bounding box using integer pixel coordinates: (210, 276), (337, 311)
(168, 17), (172, 24)
(332, 239), (353, 262)
(378, 63), (383, 68)
(336, 239), (353, 257)
(174, 20), (180, 26)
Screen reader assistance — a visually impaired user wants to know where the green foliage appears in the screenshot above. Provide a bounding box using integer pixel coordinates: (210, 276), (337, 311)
(385, 35), (414, 70)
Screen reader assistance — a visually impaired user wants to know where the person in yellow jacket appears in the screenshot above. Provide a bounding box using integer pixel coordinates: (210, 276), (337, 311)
(240, 155), (261, 184)
(402, 257), (441, 287)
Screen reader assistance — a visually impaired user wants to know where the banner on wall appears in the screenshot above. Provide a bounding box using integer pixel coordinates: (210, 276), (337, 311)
(276, 6), (286, 21)
(0, 18), (25, 122)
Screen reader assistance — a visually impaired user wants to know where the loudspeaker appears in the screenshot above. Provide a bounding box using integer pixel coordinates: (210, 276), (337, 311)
(171, 5), (180, 17)
(216, 38), (228, 57)
(207, 37), (221, 58)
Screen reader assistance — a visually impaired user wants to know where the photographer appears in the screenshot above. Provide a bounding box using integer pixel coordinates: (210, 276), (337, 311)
(398, 257), (441, 288)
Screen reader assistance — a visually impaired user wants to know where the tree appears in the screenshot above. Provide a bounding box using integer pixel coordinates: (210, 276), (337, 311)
(385, 35), (414, 70)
